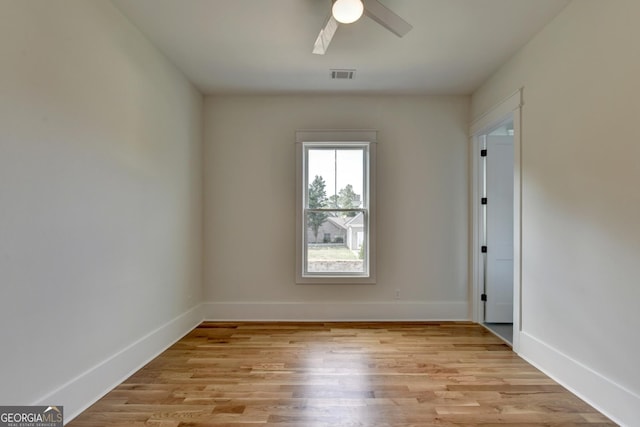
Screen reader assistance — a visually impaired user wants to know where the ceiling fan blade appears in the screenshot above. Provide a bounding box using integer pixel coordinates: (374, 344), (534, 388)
(313, 15), (339, 55)
(363, 0), (412, 37)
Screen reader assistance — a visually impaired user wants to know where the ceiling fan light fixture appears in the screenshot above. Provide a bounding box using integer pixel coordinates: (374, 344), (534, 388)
(332, 0), (364, 24)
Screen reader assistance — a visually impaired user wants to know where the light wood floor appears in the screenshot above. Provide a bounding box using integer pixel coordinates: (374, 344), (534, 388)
(68, 322), (615, 426)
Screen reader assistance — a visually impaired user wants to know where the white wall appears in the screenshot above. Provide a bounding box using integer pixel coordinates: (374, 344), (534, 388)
(472, 0), (640, 424)
(203, 95), (469, 320)
(0, 0), (203, 420)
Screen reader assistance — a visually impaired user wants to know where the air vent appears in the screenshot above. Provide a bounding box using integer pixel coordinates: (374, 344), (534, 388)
(331, 69), (355, 80)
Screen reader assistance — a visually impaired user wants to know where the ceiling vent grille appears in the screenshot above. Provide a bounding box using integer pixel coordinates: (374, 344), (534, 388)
(331, 69), (355, 80)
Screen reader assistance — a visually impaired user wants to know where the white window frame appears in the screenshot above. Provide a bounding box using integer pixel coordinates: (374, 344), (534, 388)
(296, 130), (377, 284)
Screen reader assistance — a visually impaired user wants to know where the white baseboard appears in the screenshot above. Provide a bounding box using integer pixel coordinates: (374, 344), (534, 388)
(202, 301), (468, 321)
(34, 304), (203, 425)
(518, 331), (640, 427)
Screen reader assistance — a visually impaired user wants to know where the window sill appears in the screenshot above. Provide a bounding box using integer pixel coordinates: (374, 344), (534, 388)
(296, 275), (376, 285)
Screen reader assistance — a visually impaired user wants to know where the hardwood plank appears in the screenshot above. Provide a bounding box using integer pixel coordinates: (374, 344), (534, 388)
(68, 322), (615, 426)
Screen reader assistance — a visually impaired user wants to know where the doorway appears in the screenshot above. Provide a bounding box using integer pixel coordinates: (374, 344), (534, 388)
(470, 89), (522, 350)
(482, 123), (514, 343)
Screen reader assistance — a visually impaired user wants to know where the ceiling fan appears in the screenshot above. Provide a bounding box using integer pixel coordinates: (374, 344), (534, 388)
(313, 0), (413, 55)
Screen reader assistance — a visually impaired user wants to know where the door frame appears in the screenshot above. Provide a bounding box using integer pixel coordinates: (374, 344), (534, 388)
(469, 89), (523, 351)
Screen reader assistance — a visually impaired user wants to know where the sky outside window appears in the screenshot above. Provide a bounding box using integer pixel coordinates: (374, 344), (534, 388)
(308, 148), (364, 201)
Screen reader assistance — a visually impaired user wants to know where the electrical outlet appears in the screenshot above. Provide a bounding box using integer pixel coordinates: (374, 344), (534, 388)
(395, 289), (400, 299)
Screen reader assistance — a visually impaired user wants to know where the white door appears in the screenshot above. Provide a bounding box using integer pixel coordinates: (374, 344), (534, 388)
(485, 135), (514, 323)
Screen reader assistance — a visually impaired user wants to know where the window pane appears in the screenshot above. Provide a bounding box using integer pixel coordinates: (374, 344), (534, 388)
(305, 210), (366, 274)
(307, 148), (364, 209)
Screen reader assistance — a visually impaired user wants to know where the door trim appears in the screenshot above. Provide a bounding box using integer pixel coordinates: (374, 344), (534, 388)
(469, 89), (523, 351)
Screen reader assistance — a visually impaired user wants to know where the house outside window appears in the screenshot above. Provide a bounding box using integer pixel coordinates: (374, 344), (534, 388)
(296, 130), (376, 284)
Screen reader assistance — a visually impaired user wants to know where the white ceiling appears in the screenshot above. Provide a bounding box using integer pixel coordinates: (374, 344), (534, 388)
(112, 0), (570, 95)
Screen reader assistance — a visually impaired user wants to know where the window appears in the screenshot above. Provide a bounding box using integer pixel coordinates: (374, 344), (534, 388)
(296, 130), (376, 284)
